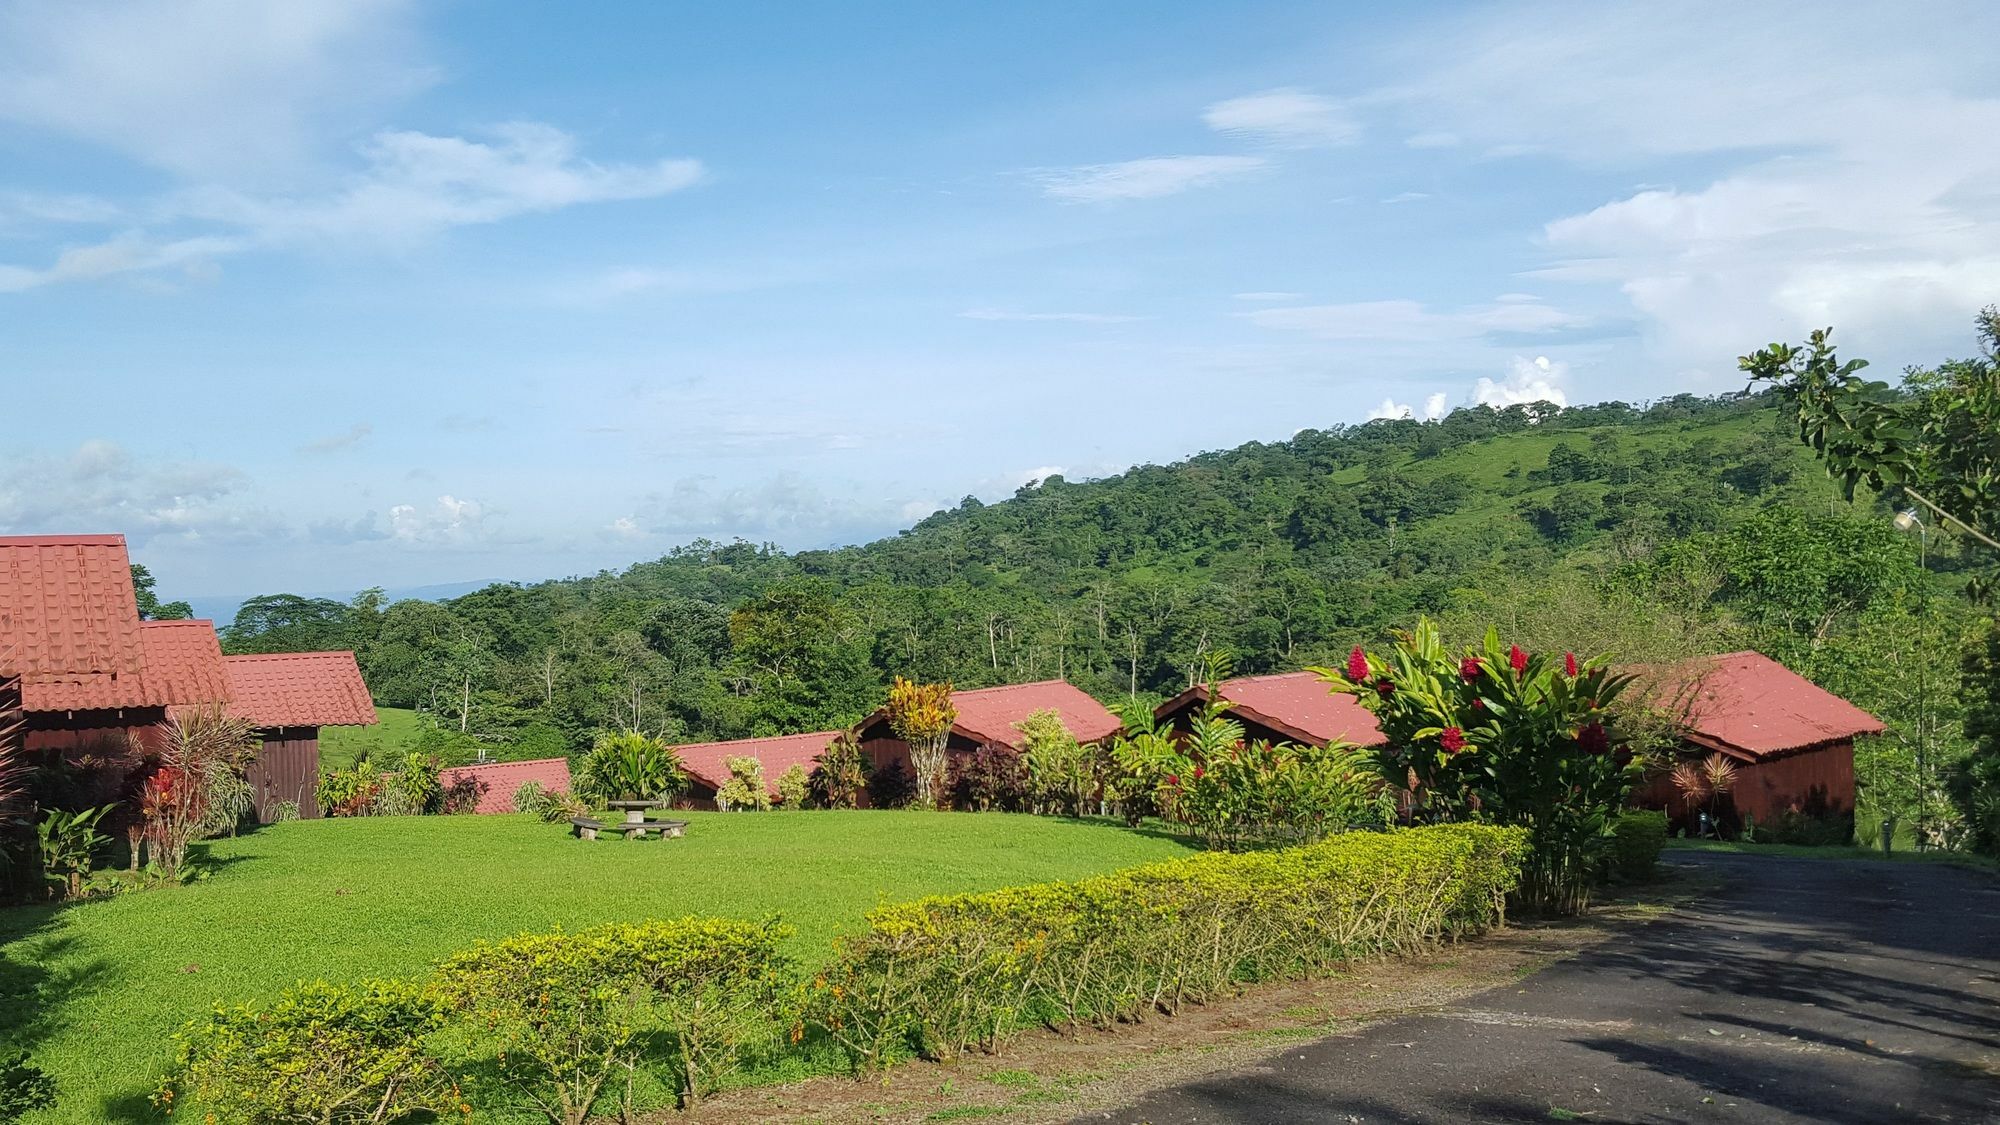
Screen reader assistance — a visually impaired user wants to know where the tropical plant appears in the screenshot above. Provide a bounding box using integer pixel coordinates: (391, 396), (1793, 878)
(36, 805), (111, 900)
(809, 731), (870, 809)
(317, 759), (384, 817)
(578, 731), (687, 803)
(715, 756), (771, 811)
(866, 758), (915, 809)
(440, 773), (486, 815)
(143, 708), (260, 880)
(1319, 619), (1640, 914)
(885, 677), (956, 809)
(1670, 752), (1738, 834)
(948, 744), (1026, 812)
(1101, 716), (1177, 826)
(268, 800), (302, 824)
(391, 752), (444, 815)
(1016, 709), (1093, 816)
(775, 763), (810, 808)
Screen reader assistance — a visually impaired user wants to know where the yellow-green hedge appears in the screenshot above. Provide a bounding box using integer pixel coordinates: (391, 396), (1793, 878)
(813, 823), (1527, 1066)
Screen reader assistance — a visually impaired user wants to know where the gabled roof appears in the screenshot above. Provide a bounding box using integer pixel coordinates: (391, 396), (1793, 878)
(946, 680), (1125, 748)
(1156, 671), (1387, 748)
(0, 534), (154, 711)
(439, 757), (572, 814)
(1645, 650), (1886, 760)
(137, 619), (232, 711)
(223, 651), (378, 728)
(673, 730), (841, 796)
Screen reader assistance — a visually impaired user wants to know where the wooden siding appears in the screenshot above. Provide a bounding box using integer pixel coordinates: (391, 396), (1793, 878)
(1630, 739), (1856, 834)
(245, 726), (322, 822)
(23, 707), (167, 756)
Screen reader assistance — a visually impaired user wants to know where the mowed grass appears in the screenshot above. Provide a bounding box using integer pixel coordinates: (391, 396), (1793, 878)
(1, 811), (1192, 1123)
(317, 704), (435, 771)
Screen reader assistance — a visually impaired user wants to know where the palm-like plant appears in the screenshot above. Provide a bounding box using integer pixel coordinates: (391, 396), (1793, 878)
(810, 732), (869, 809)
(1670, 752), (1737, 834)
(886, 677), (957, 809)
(147, 707), (260, 878)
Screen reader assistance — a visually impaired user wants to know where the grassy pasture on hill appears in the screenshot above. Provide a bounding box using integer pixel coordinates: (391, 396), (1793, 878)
(0, 811), (1193, 1123)
(316, 704), (429, 771)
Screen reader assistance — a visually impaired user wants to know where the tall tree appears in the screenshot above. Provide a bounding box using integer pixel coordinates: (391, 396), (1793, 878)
(130, 564), (192, 621)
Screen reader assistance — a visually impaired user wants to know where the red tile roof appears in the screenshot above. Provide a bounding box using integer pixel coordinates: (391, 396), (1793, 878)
(223, 651), (378, 728)
(0, 534), (155, 711)
(673, 730), (841, 795)
(945, 680), (1124, 749)
(137, 619), (232, 711)
(1156, 671), (1388, 748)
(439, 757), (573, 814)
(1643, 650), (1886, 760)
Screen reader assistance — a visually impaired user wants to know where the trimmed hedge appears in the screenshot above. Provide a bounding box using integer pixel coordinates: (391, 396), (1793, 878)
(164, 824), (1527, 1120)
(1604, 810), (1667, 883)
(812, 824), (1527, 1067)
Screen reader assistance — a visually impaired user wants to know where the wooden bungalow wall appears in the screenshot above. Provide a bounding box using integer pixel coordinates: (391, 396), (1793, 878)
(245, 726), (322, 822)
(1630, 740), (1856, 834)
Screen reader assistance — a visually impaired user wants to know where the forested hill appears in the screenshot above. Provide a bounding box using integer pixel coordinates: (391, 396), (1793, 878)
(220, 390), (1900, 752)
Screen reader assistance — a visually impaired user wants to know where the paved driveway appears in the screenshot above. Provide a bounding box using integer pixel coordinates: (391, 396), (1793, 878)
(1085, 852), (2000, 1123)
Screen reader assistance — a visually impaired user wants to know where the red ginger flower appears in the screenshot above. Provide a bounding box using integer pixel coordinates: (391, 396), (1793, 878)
(1346, 645), (1369, 682)
(1165, 774), (1180, 787)
(1375, 677), (1395, 697)
(1576, 721), (1610, 755)
(1508, 644), (1529, 675)
(1440, 726), (1466, 753)
(1193, 766), (1205, 779)
(1459, 656), (1482, 682)
(1564, 651), (1579, 677)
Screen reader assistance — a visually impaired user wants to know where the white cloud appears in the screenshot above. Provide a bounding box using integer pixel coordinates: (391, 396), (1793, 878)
(1242, 296), (1583, 341)
(900, 499), (946, 522)
(0, 440), (279, 542)
(1475, 356), (1570, 408)
(959, 308), (1145, 323)
(0, 0), (433, 180)
(1381, 191), (1431, 204)
(1009, 466), (1067, 489)
(388, 494), (488, 546)
(1366, 393), (1451, 422)
(1381, 0), (2000, 370)
(0, 124), (704, 290)
(1037, 155), (1268, 202)
(1202, 89), (1360, 148)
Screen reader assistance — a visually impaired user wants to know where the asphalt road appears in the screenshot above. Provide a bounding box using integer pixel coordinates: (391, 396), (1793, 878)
(1083, 851), (2000, 1124)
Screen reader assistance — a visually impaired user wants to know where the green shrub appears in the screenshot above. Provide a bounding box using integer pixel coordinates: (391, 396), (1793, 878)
(269, 800), (302, 823)
(1018, 709), (1093, 816)
(716, 756), (772, 811)
(775, 763), (810, 808)
(576, 732), (688, 804)
(431, 917), (791, 1120)
(809, 732), (869, 809)
(812, 823), (1526, 1069)
(391, 753), (443, 815)
(161, 978), (458, 1125)
(1604, 810), (1667, 883)
(317, 760), (385, 817)
(512, 779), (552, 817)
(0, 1052), (56, 1121)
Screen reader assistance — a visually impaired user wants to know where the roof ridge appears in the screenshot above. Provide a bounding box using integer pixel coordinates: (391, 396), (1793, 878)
(0, 534), (129, 546)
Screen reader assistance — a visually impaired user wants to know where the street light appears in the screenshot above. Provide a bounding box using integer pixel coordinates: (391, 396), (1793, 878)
(1893, 507), (1930, 850)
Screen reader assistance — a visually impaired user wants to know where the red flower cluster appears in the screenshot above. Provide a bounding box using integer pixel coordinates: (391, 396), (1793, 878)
(1374, 677), (1395, 697)
(1563, 651), (1579, 677)
(1193, 766), (1206, 779)
(1346, 645), (1370, 682)
(1508, 644), (1529, 675)
(1576, 721), (1610, 755)
(1165, 774), (1180, 787)
(1440, 726), (1466, 753)
(1459, 656), (1482, 682)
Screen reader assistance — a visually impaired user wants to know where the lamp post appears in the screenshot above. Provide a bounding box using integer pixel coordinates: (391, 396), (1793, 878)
(1894, 507), (1930, 849)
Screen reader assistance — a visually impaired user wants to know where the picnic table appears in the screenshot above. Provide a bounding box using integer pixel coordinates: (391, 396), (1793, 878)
(572, 799), (687, 840)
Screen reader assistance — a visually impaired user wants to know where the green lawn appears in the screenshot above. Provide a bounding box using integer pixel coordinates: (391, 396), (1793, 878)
(316, 704), (432, 771)
(1665, 836), (1996, 870)
(0, 811), (1192, 1123)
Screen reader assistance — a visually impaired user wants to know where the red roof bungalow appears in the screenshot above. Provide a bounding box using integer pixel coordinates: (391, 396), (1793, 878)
(438, 757), (573, 814)
(671, 730), (842, 810)
(1630, 650), (1885, 836)
(225, 651), (378, 821)
(0, 533), (382, 823)
(852, 679), (1124, 802)
(1153, 671), (1387, 749)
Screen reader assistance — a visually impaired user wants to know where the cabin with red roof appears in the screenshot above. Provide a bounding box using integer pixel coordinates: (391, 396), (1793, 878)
(0, 534), (381, 823)
(1630, 650), (1884, 836)
(1153, 671), (1387, 749)
(670, 730), (841, 809)
(851, 680), (1123, 804)
(225, 651), (378, 820)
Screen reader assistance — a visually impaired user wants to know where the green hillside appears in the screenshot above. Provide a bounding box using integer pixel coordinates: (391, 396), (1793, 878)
(223, 393), (1866, 742)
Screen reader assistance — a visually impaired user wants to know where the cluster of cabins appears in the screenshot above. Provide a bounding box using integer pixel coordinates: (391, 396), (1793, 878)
(3, 533), (1888, 834)
(0, 534), (376, 822)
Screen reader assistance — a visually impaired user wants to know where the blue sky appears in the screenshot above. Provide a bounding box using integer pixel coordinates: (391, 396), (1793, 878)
(2, 1), (1996, 597)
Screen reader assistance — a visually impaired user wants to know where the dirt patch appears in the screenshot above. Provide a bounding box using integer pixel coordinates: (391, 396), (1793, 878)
(661, 881), (1701, 1125)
